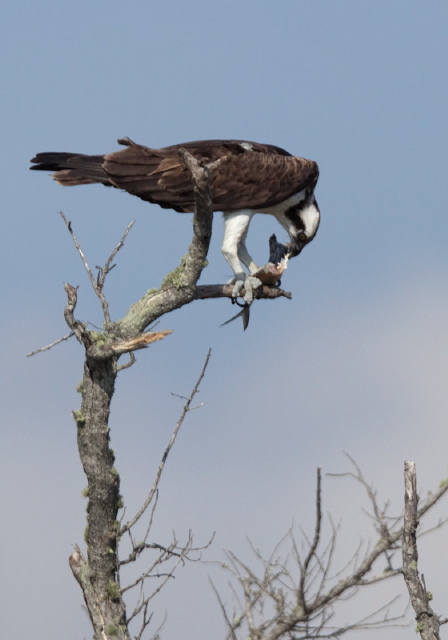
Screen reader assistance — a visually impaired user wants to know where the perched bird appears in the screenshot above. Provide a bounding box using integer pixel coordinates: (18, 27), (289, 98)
(249, 234), (291, 288)
(221, 234), (292, 330)
(30, 137), (320, 301)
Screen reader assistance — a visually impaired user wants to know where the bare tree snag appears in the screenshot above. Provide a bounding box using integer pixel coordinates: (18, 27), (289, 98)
(73, 343), (125, 638)
(403, 461), (445, 639)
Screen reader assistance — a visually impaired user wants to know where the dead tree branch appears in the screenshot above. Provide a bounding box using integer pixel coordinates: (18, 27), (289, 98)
(120, 348), (211, 538)
(96, 219), (136, 294)
(215, 461), (448, 640)
(26, 330), (74, 356)
(59, 211), (135, 325)
(402, 461), (446, 639)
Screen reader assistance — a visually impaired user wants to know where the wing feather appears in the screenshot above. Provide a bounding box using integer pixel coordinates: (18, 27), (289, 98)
(103, 138), (318, 212)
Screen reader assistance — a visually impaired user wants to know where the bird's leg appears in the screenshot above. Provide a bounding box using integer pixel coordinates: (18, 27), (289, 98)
(222, 210), (262, 304)
(236, 220), (259, 274)
(238, 239), (260, 274)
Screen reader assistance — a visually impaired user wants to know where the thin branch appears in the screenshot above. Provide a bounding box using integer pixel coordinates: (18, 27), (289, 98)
(122, 549), (181, 596)
(209, 578), (239, 640)
(134, 602), (153, 640)
(96, 219), (135, 292)
(298, 468), (322, 611)
(127, 548), (190, 622)
(119, 349), (212, 537)
(135, 606), (166, 640)
(416, 477), (448, 520)
(59, 210), (97, 288)
(116, 352), (136, 372)
(26, 331), (74, 357)
(328, 452), (397, 541)
(63, 283), (92, 347)
(59, 211), (134, 324)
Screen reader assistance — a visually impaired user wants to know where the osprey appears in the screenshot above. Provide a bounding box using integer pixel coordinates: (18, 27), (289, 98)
(30, 137), (320, 301)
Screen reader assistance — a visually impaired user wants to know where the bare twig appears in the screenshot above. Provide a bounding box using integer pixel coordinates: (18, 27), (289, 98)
(122, 538), (189, 597)
(127, 542), (191, 624)
(59, 211), (134, 324)
(135, 607), (166, 640)
(96, 219), (135, 292)
(328, 452), (400, 541)
(63, 283), (92, 347)
(209, 578), (239, 640)
(120, 349), (212, 537)
(26, 331), (74, 357)
(59, 210), (96, 286)
(298, 468), (322, 611)
(116, 351), (136, 372)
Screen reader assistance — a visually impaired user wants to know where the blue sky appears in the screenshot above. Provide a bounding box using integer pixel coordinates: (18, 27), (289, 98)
(1, 2), (448, 639)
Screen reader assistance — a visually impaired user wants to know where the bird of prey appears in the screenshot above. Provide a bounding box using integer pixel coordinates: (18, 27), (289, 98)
(30, 137), (320, 301)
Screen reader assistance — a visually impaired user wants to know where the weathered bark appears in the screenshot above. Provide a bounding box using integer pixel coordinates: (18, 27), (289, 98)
(74, 357), (126, 638)
(403, 461), (442, 640)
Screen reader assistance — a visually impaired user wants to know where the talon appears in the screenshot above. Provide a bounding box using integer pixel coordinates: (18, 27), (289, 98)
(228, 273), (262, 305)
(230, 277), (245, 300)
(244, 276), (262, 304)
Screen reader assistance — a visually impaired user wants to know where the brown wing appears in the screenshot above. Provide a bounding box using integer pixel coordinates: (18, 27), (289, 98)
(103, 138), (319, 212)
(30, 137), (319, 212)
(210, 150), (318, 211)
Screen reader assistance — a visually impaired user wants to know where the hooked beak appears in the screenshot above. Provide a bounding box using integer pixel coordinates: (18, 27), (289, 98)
(285, 239), (306, 258)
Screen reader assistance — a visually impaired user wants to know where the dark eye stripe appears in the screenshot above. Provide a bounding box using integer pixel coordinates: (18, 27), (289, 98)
(284, 202), (306, 230)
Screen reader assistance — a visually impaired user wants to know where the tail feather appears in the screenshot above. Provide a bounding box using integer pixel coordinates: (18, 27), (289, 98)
(30, 152), (110, 186)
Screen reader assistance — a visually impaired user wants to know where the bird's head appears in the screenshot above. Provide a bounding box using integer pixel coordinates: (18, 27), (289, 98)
(283, 197), (320, 258)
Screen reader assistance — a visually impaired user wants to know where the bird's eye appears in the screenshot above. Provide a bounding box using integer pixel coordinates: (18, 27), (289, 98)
(298, 233), (307, 242)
